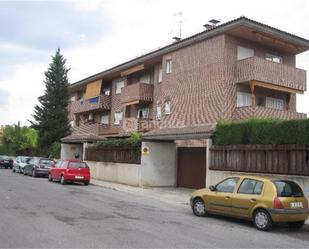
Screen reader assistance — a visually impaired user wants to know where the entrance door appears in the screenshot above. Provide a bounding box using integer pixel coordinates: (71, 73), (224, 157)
(177, 147), (206, 189)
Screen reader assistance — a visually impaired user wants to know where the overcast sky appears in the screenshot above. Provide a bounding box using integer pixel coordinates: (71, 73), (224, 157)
(1, 0), (309, 126)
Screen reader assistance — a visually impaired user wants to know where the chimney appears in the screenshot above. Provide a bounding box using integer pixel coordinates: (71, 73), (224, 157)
(204, 19), (220, 30)
(173, 36), (181, 42)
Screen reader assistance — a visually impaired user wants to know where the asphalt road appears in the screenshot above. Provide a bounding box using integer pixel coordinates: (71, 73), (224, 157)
(0, 169), (308, 248)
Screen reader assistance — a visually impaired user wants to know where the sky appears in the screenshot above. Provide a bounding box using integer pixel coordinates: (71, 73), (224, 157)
(0, 0), (309, 126)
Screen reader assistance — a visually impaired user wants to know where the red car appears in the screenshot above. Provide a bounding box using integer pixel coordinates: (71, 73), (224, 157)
(48, 160), (90, 185)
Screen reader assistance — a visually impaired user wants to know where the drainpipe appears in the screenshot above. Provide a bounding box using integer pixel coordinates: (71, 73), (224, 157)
(82, 142), (88, 161)
(206, 138), (212, 188)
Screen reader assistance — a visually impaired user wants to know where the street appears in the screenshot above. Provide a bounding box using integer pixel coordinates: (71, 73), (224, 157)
(0, 169), (308, 248)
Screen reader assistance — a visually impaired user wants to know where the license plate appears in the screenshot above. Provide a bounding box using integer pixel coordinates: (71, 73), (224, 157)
(75, 176), (84, 179)
(290, 202), (303, 208)
(4, 161), (9, 163)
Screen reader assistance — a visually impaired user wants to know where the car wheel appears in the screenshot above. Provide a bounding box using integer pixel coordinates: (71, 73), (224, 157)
(253, 209), (272, 231)
(32, 170), (37, 177)
(288, 221), (305, 229)
(84, 181), (89, 186)
(48, 174), (53, 182)
(12, 168), (15, 173)
(192, 198), (207, 217)
(60, 175), (66, 185)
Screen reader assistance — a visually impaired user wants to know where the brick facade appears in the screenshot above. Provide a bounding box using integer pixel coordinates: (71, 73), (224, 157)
(65, 17), (308, 143)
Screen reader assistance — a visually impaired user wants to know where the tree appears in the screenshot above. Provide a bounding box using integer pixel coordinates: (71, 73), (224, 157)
(0, 123), (39, 155)
(30, 48), (71, 153)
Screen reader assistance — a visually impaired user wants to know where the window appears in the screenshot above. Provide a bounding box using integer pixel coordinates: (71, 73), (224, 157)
(274, 180), (304, 197)
(115, 80), (125, 94)
(265, 97), (284, 110)
(237, 92), (252, 107)
(140, 74), (151, 84)
(237, 46), (254, 60)
(156, 105), (162, 120)
(88, 113), (94, 121)
(164, 101), (171, 115)
(101, 114), (109, 125)
(215, 177), (240, 193)
(166, 59), (172, 73)
(70, 95), (76, 102)
(39, 159), (54, 166)
(238, 179), (264, 195)
(55, 161), (63, 168)
(158, 67), (163, 83)
(103, 88), (111, 96)
(114, 112), (123, 125)
(266, 53), (282, 64)
(69, 162), (87, 168)
(70, 121), (75, 127)
(137, 108), (149, 119)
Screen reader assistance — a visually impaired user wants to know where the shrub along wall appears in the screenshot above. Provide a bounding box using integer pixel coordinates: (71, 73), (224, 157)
(213, 118), (309, 145)
(85, 133), (142, 164)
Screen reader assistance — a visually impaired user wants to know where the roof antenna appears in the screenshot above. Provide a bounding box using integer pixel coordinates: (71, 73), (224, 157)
(173, 11), (183, 40)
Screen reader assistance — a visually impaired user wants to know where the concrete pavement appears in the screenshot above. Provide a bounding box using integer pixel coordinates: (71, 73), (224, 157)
(0, 169), (308, 248)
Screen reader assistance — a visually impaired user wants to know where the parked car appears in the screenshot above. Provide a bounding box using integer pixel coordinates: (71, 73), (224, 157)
(12, 156), (32, 173)
(0, 155), (13, 169)
(48, 160), (90, 185)
(23, 157), (55, 177)
(190, 176), (309, 231)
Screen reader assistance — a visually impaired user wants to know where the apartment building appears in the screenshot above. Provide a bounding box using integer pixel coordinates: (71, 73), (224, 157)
(62, 17), (309, 188)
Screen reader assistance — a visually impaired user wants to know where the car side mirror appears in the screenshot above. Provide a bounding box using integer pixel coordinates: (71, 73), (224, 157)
(209, 185), (216, 191)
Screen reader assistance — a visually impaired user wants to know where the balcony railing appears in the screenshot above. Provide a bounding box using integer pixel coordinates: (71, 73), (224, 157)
(70, 95), (111, 114)
(235, 56), (306, 91)
(122, 118), (156, 133)
(120, 83), (154, 105)
(72, 123), (100, 136)
(98, 125), (121, 136)
(232, 106), (307, 121)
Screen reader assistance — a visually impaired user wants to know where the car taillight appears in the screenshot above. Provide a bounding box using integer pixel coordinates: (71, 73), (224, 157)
(273, 197), (284, 209)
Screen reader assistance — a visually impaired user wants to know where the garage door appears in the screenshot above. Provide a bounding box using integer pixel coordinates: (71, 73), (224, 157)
(177, 147), (206, 189)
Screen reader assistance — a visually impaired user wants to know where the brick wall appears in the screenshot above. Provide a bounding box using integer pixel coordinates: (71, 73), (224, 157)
(67, 33), (306, 140)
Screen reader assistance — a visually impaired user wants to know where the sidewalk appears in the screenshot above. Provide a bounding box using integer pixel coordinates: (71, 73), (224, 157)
(91, 179), (193, 206)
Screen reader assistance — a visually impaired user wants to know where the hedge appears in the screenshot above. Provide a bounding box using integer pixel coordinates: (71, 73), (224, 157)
(97, 131), (141, 148)
(212, 118), (309, 145)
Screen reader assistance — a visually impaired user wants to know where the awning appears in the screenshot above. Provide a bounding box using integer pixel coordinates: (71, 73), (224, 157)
(121, 100), (140, 107)
(61, 134), (106, 143)
(142, 124), (215, 141)
(84, 80), (102, 100)
(121, 64), (144, 77)
(249, 80), (304, 94)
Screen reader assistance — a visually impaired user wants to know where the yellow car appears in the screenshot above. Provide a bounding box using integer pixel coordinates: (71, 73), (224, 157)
(190, 176), (309, 231)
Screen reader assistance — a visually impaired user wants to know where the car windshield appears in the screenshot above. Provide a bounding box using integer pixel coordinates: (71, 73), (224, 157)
(69, 162), (87, 168)
(1, 156), (10, 160)
(40, 159), (54, 165)
(22, 157), (31, 163)
(274, 180), (304, 197)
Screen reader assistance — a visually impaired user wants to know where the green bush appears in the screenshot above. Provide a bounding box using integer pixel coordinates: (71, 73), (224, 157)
(213, 118), (309, 145)
(97, 132), (141, 147)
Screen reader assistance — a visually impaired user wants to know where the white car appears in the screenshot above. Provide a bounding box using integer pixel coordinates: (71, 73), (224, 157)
(12, 156), (32, 173)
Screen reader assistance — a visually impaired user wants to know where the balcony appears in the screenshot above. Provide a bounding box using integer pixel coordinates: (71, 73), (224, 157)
(122, 118), (156, 133)
(120, 83), (154, 105)
(98, 125), (121, 136)
(72, 123), (100, 135)
(70, 95), (111, 114)
(235, 56), (306, 92)
(232, 106), (307, 121)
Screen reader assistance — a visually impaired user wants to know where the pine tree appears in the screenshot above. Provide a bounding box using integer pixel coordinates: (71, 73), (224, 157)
(30, 48), (71, 152)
